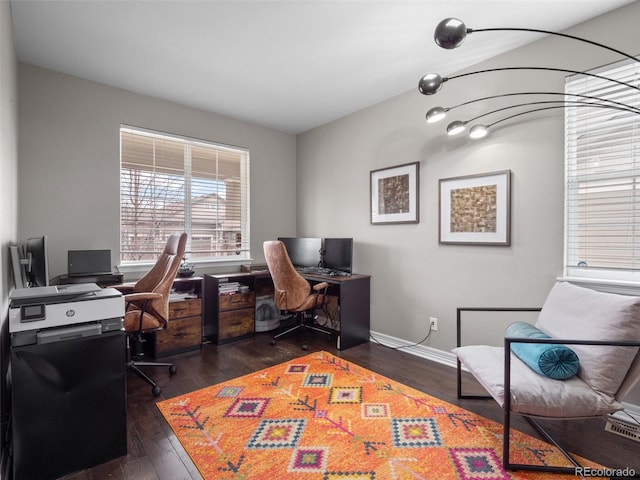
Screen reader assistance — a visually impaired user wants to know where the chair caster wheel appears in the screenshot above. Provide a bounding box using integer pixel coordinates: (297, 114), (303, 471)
(169, 365), (177, 375)
(152, 385), (162, 396)
(271, 340), (277, 346)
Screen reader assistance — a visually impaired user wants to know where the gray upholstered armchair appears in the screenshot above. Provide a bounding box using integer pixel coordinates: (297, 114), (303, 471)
(454, 281), (640, 474)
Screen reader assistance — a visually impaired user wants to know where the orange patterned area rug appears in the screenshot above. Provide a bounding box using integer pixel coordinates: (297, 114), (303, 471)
(157, 351), (604, 479)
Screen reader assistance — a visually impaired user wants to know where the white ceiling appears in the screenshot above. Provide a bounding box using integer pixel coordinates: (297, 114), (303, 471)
(9, 0), (635, 134)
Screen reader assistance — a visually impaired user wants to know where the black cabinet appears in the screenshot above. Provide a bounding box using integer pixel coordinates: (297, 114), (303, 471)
(11, 330), (127, 480)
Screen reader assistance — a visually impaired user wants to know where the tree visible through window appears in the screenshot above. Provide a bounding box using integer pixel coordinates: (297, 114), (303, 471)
(120, 126), (250, 263)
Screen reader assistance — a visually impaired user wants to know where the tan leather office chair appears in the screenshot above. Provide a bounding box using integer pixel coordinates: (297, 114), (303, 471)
(264, 240), (333, 350)
(121, 232), (187, 396)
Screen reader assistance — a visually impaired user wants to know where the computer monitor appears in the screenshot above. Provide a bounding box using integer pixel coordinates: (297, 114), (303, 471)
(323, 238), (353, 273)
(9, 245), (26, 289)
(68, 249), (112, 276)
(26, 235), (49, 287)
(278, 237), (322, 268)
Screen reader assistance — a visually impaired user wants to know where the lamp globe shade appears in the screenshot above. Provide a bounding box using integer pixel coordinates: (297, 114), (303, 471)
(419, 73), (443, 95)
(447, 120), (466, 136)
(469, 124), (489, 139)
(434, 18), (467, 49)
(426, 106), (447, 123)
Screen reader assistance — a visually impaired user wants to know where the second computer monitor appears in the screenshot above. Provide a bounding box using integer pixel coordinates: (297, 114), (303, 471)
(26, 235), (50, 287)
(323, 238), (353, 273)
(278, 237), (322, 268)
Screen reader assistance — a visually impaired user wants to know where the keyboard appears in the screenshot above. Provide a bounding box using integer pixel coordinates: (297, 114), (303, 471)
(296, 266), (351, 277)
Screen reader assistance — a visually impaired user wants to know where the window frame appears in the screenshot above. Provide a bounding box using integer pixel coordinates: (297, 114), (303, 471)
(563, 58), (640, 286)
(119, 125), (251, 270)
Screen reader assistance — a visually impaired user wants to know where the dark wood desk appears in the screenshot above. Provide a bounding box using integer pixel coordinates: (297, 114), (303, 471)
(300, 272), (371, 350)
(52, 272), (124, 287)
(203, 271), (370, 350)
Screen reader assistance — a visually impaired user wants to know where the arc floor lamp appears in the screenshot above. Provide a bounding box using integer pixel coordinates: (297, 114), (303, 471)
(419, 17), (640, 139)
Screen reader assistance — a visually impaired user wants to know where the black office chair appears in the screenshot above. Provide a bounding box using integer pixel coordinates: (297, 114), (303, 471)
(264, 240), (333, 350)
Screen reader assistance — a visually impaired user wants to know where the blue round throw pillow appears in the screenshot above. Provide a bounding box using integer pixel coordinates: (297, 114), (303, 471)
(505, 322), (580, 380)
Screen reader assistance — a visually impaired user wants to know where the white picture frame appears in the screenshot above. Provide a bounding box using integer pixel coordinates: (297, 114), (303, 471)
(439, 170), (511, 245)
(370, 162), (419, 225)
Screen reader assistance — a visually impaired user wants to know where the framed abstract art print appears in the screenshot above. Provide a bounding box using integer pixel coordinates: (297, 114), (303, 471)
(370, 162), (419, 225)
(439, 170), (511, 245)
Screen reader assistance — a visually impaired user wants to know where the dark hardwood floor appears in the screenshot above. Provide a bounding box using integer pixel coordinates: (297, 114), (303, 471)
(61, 332), (639, 479)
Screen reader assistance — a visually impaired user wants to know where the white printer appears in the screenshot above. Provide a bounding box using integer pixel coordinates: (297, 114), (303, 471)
(9, 283), (124, 347)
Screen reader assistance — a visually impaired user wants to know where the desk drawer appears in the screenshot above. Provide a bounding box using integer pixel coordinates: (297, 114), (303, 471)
(219, 292), (255, 311)
(156, 316), (202, 355)
(219, 309), (254, 342)
(169, 298), (202, 319)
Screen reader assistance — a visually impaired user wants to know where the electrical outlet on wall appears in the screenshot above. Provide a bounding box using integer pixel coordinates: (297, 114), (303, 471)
(429, 317), (438, 331)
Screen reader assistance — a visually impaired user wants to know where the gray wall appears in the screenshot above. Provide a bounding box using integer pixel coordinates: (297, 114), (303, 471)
(17, 64), (298, 279)
(1, 0), (19, 475)
(297, 2), (640, 363)
(1, 0), (19, 297)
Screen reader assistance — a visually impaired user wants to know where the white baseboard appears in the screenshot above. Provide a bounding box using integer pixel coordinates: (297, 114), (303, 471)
(612, 402), (640, 423)
(369, 330), (458, 369)
(369, 330), (640, 418)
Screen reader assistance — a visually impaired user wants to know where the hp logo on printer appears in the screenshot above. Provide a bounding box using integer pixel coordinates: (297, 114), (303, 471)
(66, 309), (76, 317)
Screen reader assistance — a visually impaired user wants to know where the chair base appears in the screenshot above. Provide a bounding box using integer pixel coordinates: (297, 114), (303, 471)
(503, 415), (584, 474)
(128, 360), (177, 396)
(127, 333), (177, 396)
(457, 359), (586, 475)
(271, 311), (333, 350)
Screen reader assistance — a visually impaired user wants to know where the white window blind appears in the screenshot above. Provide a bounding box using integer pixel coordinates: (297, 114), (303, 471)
(120, 126), (250, 263)
(565, 58), (640, 282)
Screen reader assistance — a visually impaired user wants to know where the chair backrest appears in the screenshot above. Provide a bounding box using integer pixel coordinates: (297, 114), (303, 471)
(535, 281), (640, 402)
(134, 232), (187, 321)
(263, 240), (311, 311)
(617, 351), (640, 401)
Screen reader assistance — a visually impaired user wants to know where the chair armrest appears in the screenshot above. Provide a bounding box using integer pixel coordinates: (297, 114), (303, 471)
(502, 335), (640, 411)
(113, 283), (136, 294)
(455, 307), (541, 399)
(505, 336), (640, 347)
(124, 292), (163, 303)
(313, 282), (329, 292)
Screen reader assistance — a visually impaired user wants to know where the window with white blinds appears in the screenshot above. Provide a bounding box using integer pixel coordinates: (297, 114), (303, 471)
(120, 126), (250, 264)
(564, 58), (640, 282)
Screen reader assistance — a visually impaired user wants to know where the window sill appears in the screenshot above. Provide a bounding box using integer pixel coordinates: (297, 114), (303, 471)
(558, 276), (640, 296)
(118, 257), (253, 279)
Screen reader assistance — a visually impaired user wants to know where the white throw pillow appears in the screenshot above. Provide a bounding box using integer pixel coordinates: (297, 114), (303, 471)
(535, 282), (640, 401)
